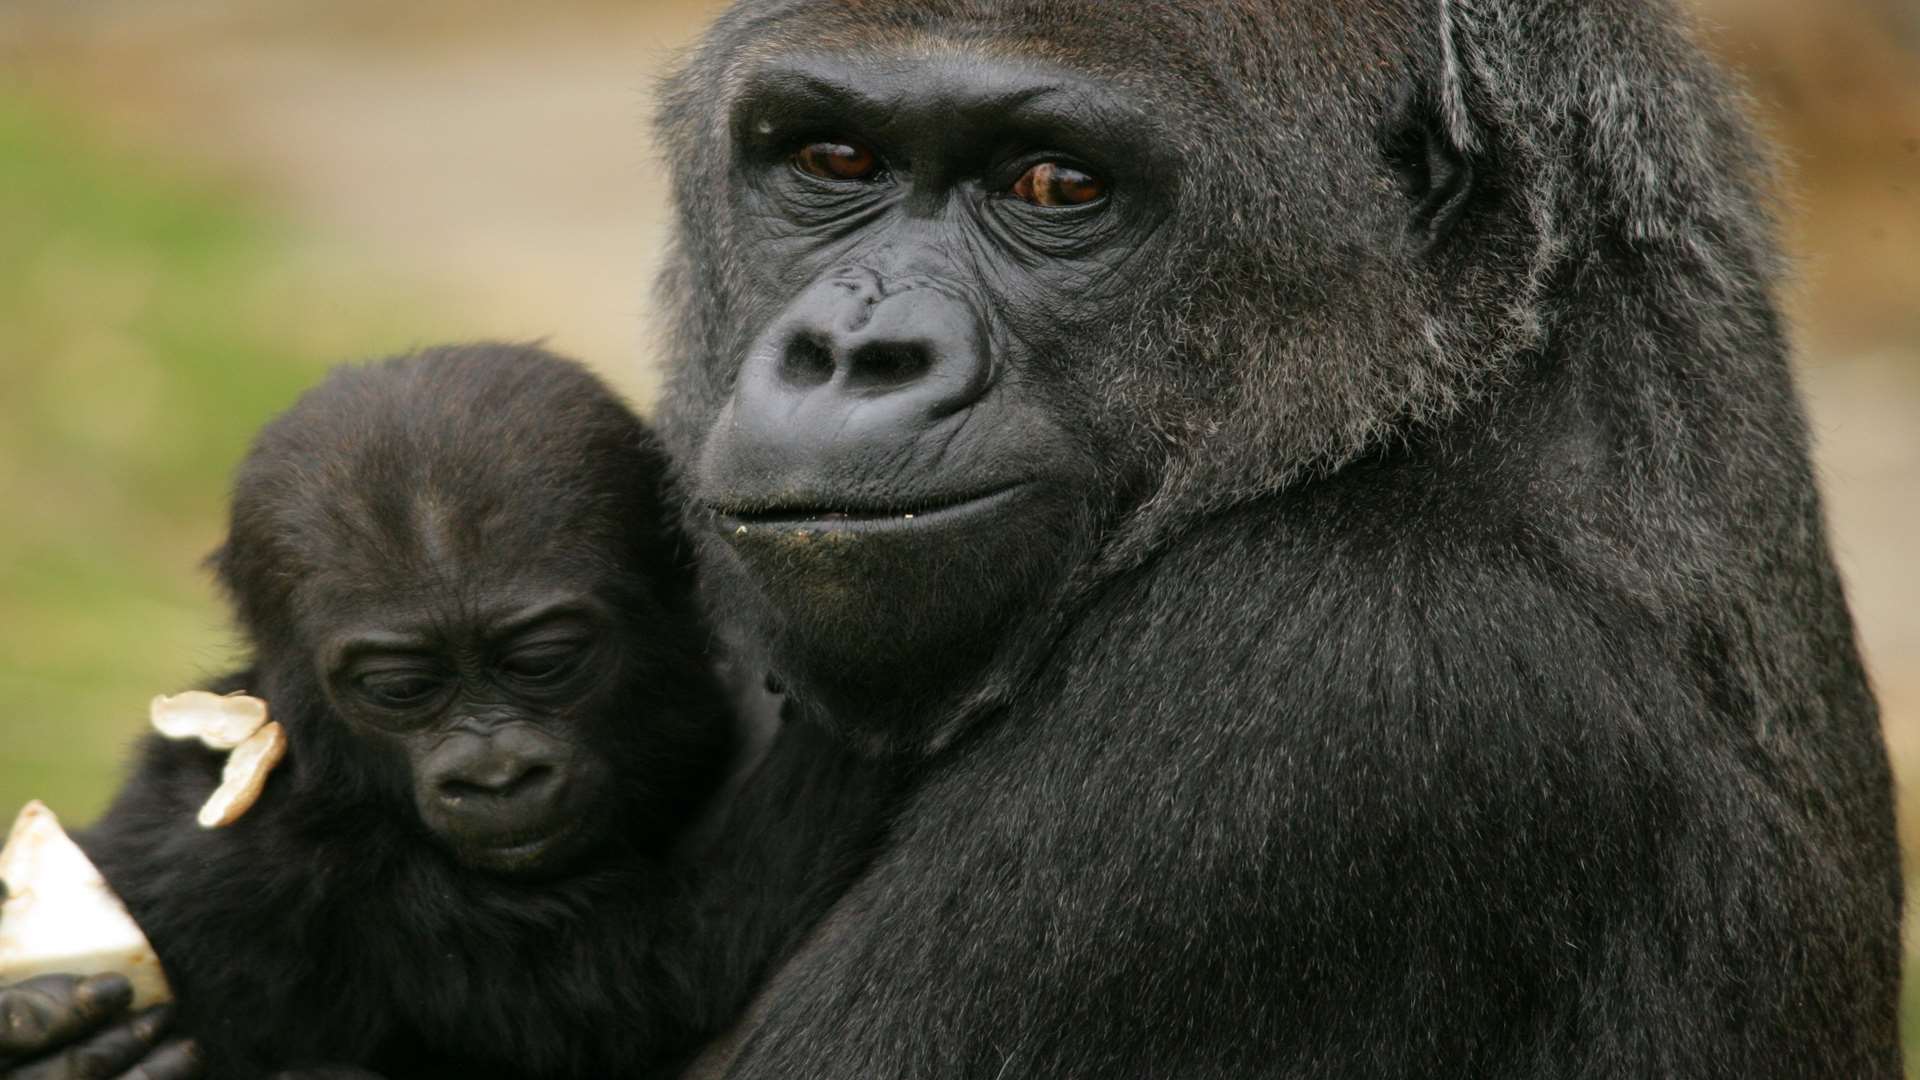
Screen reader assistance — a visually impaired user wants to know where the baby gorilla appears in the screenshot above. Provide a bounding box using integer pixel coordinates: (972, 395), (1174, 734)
(76, 344), (735, 1078)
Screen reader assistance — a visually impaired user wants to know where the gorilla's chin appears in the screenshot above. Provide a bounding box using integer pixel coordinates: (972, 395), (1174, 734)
(697, 484), (1082, 751)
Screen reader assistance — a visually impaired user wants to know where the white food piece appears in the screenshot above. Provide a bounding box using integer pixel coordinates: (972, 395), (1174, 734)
(0, 801), (173, 1008)
(150, 690), (270, 750)
(197, 721), (288, 828)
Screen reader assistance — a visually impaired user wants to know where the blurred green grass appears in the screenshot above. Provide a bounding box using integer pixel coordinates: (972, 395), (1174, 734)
(0, 93), (431, 823)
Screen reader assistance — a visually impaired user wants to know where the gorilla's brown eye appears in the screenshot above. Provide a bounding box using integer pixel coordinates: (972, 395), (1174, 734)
(794, 141), (879, 182)
(1010, 162), (1106, 207)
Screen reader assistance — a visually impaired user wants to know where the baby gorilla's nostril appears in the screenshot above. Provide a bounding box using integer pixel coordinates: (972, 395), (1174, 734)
(780, 333), (837, 387)
(497, 763), (555, 801)
(440, 763), (555, 804)
(846, 342), (932, 390)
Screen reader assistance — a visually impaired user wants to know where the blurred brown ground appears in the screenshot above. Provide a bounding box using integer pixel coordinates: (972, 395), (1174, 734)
(0, 0), (1915, 1011)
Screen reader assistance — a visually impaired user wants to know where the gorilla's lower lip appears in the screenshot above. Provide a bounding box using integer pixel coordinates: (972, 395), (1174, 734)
(712, 483), (1029, 533)
(456, 821), (581, 874)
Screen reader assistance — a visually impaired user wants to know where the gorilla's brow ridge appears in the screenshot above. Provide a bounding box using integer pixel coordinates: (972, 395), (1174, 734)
(729, 55), (1149, 159)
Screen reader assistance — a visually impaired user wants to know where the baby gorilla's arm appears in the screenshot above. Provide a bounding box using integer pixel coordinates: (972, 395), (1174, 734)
(0, 936), (380, 1080)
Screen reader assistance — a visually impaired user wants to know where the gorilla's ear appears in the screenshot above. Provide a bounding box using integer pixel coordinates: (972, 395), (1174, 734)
(1386, 0), (1482, 253)
(203, 542), (239, 600)
(1385, 86), (1476, 253)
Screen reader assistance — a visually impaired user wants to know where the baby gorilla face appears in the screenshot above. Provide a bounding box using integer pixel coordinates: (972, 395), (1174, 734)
(215, 344), (727, 881)
(318, 584), (625, 878)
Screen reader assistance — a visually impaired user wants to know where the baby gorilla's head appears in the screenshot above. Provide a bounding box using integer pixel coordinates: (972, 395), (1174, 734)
(212, 343), (728, 878)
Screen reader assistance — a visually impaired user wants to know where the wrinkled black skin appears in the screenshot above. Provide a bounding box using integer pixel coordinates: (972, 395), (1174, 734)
(39, 345), (741, 1079)
(651, 0), (1903, 1076)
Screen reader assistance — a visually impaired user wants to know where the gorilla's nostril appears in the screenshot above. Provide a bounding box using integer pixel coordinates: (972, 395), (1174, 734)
(440, 763), (556, 804)
(502, 764), (555, 800)
(438, 779), (486, 803)
(847, 342), (932, 389)
(781, 333), (837, 387)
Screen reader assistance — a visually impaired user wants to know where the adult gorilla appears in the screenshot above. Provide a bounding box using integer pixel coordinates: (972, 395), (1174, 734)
(657, 0), (1901, 1074)
(1, 0), (1901, 1076)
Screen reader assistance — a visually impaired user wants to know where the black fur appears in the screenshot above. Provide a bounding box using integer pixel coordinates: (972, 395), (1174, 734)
(653, 1), (1903, 1076)
(78, 344), (737, 1079)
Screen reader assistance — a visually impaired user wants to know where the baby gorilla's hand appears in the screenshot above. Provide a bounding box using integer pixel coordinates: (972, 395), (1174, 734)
(1, 973), (126, 1058)
(0, 973), (197, 1079)
(0, 884), (199, 1080)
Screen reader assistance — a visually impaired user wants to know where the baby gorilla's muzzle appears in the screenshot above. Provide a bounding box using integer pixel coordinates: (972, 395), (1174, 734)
(414, 725), (595, 877)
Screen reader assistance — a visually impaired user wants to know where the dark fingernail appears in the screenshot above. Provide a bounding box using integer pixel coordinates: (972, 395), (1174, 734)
(75, 974), (134, 1015)
(131, 1004), (176, 1042)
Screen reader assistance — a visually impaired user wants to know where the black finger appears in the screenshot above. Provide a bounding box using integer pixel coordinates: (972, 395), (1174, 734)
(70, 979), (136, 1030)
(58, 1022), (149, 1079)
(7, 1007), (168, 1080)
(0, 974), (133, 1055)
(120, 1039), (203, 1080)
(123, 1007), (173, 1049)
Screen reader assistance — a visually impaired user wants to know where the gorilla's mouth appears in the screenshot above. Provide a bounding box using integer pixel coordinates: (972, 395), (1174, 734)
(452, 817), (590, 878)
(711, 482), (1029, 533)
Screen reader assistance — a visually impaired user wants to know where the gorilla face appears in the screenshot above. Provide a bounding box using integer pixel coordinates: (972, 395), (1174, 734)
(668, 3), (1511, 750)
(218, 345), (730, 876)
(688, 51), (1178, 739)
(314, 580), (626, 878)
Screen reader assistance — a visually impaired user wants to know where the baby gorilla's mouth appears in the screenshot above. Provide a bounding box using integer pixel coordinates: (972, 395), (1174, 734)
(452, 818), (590, 878)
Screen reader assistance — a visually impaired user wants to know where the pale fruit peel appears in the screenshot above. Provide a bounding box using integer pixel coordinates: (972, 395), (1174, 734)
(197, 721), (287, 829)
(151, 690), (269, 750)
(0, 801), (173, 1008)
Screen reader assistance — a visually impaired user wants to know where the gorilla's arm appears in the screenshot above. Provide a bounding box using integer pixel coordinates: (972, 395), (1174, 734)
(694, 481), (1892, 1078)
(0, 673), (262, 1079)
(0, 670), (384, 1080)
(1, 699), (898, 1080)
(660, 711), (907, 1063)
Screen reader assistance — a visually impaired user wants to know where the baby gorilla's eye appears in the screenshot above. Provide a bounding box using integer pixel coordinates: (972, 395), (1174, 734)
(356, 671), (443, 709)
(1010, 161), (1106, 208)
(500, 647), (583, 686)
(793, 140), (880, 182)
